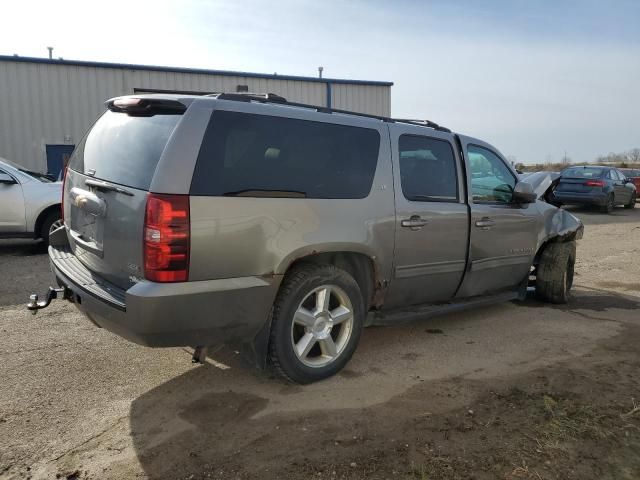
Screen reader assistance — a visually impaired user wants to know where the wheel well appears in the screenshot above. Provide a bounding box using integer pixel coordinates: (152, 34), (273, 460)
(533, 235), (577, 266)
(33, 204), (61, 239)
(286, 252), (378, 310)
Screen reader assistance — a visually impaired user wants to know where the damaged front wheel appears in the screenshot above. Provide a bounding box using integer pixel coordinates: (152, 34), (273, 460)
(535, 241), (576, 304)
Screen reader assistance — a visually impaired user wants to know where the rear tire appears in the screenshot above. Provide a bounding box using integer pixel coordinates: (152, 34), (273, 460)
(536, 241), (576, 304)
(624, 192), (636, 209)
(39, 210), (62, 247)
(268, 264), (364, 384)
(601, 194), (614, 214)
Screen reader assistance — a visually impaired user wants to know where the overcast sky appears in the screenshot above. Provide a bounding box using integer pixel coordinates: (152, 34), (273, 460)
(2, 0), (639, 164)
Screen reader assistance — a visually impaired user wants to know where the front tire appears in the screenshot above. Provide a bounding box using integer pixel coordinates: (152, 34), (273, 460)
(536, 241), (576, 304)
(624, 192), (636, 209)
(268, 264), (364, 384)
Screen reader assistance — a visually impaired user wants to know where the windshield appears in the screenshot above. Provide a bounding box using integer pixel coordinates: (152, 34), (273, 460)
(0, 158), (54, 182)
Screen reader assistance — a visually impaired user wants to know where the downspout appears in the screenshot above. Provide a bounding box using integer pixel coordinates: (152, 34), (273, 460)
(326, 82), (332, 109)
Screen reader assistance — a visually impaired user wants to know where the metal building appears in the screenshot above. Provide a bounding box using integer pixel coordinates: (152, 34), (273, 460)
(0, 55), (393, 176)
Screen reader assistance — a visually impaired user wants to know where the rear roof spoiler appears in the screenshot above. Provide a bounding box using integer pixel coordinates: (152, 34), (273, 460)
(106, 97), (187, 116)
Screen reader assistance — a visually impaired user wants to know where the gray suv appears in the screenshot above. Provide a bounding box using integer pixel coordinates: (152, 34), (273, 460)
(30, 93), (583, 383)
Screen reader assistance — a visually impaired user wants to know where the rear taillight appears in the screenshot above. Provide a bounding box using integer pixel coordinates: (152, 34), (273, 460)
(584, 180), (605, 187)
(143, 193), (190, 282)
(61, 166), (68, 224)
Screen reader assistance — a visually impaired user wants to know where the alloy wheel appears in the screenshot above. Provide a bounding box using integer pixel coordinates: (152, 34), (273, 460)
(290, 285), (354, 368)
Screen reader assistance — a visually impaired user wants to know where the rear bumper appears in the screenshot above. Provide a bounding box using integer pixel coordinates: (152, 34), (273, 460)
(50, 245), (282, 347)
(552, 191), (607, 206)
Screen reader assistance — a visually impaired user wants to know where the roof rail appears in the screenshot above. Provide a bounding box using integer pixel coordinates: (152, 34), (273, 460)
(208, 92), (452, 133)
(394, 118), (451, 133)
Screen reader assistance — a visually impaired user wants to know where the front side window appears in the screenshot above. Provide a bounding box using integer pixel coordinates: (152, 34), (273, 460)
(398, 135), (458, 202)
(190, 111), (381, 199)
(468, 145), (516, 203)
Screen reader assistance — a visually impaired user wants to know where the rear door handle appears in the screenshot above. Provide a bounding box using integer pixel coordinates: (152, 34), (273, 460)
(475, 217), (495, 229)
(401, 216), (429, 230)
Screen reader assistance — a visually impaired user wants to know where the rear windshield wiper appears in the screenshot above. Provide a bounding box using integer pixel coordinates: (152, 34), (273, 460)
(222, 189), (307, 198)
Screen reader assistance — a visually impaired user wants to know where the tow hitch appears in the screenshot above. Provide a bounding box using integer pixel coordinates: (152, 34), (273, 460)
(27, 287), (72, 314)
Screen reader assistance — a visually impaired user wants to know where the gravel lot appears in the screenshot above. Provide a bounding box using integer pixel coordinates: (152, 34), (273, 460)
(1, 206), (639, 480)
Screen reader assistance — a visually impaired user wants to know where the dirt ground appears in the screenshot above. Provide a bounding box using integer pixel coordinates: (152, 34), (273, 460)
(0, 205), (639, 480)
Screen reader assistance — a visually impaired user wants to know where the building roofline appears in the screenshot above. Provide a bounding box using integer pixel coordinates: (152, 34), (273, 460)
(0, 55), (394, 87)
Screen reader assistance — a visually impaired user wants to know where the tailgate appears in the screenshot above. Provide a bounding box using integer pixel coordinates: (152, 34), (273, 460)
(64, 169), (148, 290)
(64, 108), (183, 290)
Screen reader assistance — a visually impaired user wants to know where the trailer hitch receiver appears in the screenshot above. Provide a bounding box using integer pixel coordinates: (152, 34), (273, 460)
(27, 287), (71, 314)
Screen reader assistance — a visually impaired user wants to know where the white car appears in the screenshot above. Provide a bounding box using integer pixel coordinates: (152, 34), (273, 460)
(0, 157), (62, 245)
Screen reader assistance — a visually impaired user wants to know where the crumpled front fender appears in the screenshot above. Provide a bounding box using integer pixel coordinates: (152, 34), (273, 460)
(535, 202), (584, 259)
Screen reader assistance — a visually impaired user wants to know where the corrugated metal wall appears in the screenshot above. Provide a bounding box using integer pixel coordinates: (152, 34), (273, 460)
(331, 83), (391, 117)
(0, 59), (391, 172)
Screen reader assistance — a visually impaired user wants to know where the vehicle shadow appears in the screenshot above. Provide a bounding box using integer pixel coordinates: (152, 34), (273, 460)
(0, 239), (47, 256)
(127, 287), (637, 479)
(519, 286), (640, 312)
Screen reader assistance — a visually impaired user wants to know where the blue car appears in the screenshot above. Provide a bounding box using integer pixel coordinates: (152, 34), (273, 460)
(553, 166), (637, 213)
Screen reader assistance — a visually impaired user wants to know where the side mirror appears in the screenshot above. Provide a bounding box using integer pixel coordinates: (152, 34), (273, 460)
(0, 173), (16, 185)
(512, 181), (537, 203)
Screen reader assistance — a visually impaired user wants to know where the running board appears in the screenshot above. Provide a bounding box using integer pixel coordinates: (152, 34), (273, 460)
(367, 291), (519, 326)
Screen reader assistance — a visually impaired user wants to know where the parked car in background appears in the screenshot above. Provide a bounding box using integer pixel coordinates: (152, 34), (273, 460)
(0, 157), (62, 245)
(32, 93), (583, 383)
(553, 165), (636, 213)
(619, 168), (640, 197)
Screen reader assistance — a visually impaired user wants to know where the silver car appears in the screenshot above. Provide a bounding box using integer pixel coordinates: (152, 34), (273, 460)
(32, 94), (583, 383)
(0, 157), (62, 245)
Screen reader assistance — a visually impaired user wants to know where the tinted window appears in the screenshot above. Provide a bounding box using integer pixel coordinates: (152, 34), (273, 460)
(69, 111), (181, 190)
(398, 135), (458, 202)
(468, 145), (515, 203)
(190, 111), (380, 199)
(621, 169), (640, 177)
(561, 167), (605, 179)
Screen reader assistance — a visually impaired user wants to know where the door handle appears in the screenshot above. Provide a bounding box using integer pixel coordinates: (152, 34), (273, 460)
(475, 217), (495, 229)
(401, 216), (429, 230)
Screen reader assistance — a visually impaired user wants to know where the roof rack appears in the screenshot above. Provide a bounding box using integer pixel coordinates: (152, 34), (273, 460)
(207, 92), (452, 133)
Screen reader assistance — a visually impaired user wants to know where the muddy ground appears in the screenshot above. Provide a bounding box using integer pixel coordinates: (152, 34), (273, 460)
(0, 205), (639, 480)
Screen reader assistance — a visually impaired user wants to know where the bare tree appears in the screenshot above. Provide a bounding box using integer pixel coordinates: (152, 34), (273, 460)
(626, 148), (640, 164)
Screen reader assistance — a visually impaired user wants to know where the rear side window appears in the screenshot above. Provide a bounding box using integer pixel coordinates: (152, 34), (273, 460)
(69, 111), (181, 190)
(190, 111), (381, 199)
(398, 135), (458, 202)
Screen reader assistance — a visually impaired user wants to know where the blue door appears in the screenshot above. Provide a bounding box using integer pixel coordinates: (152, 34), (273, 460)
(46, 144), (75, 178)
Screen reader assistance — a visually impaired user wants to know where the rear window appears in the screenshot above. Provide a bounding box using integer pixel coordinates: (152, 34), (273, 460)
(621, 169), (640, 177)
(190, 111), (380, 199)
(69, 111), (181, 190)
(561, 167), (605, 179)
